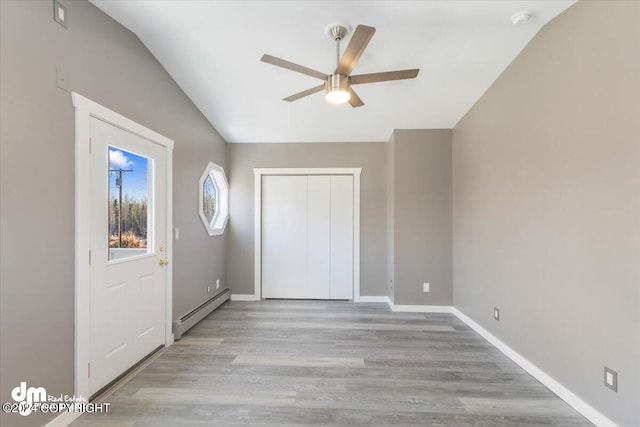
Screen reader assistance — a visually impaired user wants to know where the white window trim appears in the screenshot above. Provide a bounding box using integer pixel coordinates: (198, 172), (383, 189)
(253, 168), (361, 301)
(72, 92), (174, 405)
(198, 162), (229, 236)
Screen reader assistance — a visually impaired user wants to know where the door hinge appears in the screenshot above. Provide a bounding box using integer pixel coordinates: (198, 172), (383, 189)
(89, 250), (91, 265)
(89, 137), (92, 153)
(88, 363), (91, 378)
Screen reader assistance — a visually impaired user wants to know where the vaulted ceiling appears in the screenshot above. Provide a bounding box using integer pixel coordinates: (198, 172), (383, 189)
(91, 1), (575, 143)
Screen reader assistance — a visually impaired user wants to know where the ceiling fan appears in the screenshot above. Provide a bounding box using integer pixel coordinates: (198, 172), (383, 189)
(261, 24), (420, 108)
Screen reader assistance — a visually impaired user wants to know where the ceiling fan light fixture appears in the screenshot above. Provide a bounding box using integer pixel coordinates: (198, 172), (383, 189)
(261, 24), (419, 108)
(325, 74), (351, 104)
(326, 88), (351, 104)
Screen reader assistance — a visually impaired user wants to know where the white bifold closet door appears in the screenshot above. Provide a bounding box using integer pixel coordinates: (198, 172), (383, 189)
(262, 175), (354, 299)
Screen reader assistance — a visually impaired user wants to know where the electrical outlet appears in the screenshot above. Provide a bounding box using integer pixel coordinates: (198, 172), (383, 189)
(216, 279), (220, 290)
(493, 307), (500, 321)
(423, 282), (430, 293)
(389, 280), (393, 289)
(207, 285), (211, 294)
(604, 367), (618, 392)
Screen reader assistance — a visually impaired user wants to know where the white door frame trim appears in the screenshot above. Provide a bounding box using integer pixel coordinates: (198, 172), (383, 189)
(253, 168), (361, 301)
(72, 92), (174, 401)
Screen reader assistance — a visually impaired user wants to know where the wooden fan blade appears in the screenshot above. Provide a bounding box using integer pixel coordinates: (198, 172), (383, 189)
(348, 88), (364, 108)
(261, 54), (327, 80)
(283, 84), (326, 102)
(336, 25), (376, 76)
(350, 69), (420, 85)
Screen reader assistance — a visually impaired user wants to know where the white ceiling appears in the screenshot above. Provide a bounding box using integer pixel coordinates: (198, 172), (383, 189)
(90, 1), (575, 143)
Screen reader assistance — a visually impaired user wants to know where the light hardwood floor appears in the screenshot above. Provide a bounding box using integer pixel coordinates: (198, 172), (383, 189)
(72, 300), (592, 426)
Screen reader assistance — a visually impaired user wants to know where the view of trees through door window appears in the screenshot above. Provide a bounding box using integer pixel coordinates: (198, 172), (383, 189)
(108, 147), (150, 261)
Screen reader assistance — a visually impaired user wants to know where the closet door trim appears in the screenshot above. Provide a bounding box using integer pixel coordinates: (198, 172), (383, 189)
(254, 168), (361, 301)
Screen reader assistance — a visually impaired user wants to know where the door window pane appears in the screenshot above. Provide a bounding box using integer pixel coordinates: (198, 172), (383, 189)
(108, 147), (150, 261)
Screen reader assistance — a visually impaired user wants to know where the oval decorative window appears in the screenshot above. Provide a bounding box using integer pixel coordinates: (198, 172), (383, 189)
(198, 162), (229, 236)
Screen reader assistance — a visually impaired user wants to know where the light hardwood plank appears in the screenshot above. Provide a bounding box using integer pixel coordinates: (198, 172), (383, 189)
(72, 300), (592, 426)
(131, 387), (296, 407)
(233, 354), (365, 368)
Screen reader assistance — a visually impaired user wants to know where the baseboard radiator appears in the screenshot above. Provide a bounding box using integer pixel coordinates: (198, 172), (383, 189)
(172, 288), (230, 340)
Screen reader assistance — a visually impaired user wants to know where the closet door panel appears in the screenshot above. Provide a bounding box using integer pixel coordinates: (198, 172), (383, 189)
(330, 176), (354, 299)
(307, 176), (331, 299)
(262, 175), (308, 298)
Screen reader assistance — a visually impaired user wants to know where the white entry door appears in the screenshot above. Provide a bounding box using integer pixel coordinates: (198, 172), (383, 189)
(89, 117), (167, 395)
(262, 175), (354, 299)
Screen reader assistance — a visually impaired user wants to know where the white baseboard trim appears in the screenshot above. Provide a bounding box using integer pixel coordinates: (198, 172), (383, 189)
(230, 294), (260, 301)
(451, 307), (617, 427)
(44, 409), (81, 427)
(354, 296), (392, 304)
(389, 303), (453, 313)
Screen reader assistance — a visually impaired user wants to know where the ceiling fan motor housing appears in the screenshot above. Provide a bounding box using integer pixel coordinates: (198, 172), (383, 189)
(325, 74), (351, 103)
(327, 74), (350, 91)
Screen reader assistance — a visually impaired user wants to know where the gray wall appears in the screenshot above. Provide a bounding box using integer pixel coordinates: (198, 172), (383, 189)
(0, 1), (227, 426)
(452, 1), (640, 425)
(386, 133), (396, 302)
(390, 130), (453, 306)
(227, 143), (387, 297)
